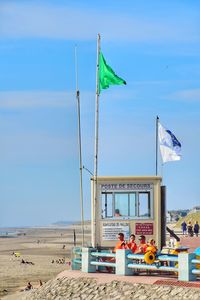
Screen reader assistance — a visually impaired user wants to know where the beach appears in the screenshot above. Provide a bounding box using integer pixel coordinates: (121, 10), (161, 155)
(0, 225), (90, 299)
(1, 225), (200, 299)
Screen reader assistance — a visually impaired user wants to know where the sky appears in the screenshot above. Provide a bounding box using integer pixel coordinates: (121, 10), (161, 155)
(0, 0), (200, 227)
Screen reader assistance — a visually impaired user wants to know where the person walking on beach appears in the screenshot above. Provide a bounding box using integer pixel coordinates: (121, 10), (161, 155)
(187, 221), (193, 237)
(194, 221), (199, 237)
(181, 221), (187, 235)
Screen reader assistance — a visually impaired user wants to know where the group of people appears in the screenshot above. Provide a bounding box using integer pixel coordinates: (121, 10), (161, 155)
(21, 259), (35, 265)
(51, 257), (66, 264)
(101, 233), (157, 273)
(114, 232), (157, 254)
(181, 220), (199, 237)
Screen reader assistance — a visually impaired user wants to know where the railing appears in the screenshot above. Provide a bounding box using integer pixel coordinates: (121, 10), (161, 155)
(91, 252), (116, 258)
(191, 258), (200, 275)
(90, 251), (116, 268)
(72, 247), (200, 282)
(71, 247), (82, 270)
(127, 253), (178, 273)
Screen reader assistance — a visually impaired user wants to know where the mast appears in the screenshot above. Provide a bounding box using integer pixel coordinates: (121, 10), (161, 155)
(75, 45), (85, 246)
(92, 33), (101, 247)
(156, 116), (159, 176)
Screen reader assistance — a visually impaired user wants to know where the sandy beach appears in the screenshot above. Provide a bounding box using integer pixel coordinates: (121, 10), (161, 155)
(1, 225), (200, 299)
(0, 225), (90, 299)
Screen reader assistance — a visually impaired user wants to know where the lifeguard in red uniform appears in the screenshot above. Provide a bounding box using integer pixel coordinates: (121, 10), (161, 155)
(135, 235), (147, 254)
(146, 239), (157, 254)
(114, 232), (126, 252)
(127, 234), (137, 253)
(101, 232), (126, 273)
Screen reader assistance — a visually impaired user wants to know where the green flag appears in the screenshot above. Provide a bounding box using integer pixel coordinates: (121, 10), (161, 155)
(99, 51), (126, 93)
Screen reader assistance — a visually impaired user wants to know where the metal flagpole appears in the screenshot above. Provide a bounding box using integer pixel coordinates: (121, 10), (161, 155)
(156, 116), (165, 246)
(75, 45), (85, 246)
(156, 115), (159, 175)
(93, 33), (101, 247)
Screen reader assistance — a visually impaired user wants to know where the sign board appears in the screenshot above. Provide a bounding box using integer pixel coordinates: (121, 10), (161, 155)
(135, 223), (153, 235)
(101, 183), (153, 192)
(102, 222), (130, 240)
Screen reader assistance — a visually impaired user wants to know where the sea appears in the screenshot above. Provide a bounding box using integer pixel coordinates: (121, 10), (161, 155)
(0, 229), (20, 237)
(0, 228), (19, 237)
(0, 221), (78, 237)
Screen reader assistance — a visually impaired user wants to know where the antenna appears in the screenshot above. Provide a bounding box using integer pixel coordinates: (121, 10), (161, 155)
(75, 45), (85, 246)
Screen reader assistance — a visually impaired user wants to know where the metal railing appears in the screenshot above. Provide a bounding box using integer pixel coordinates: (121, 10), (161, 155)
(191, 258), (200, 275)
(127, 253), (178, 273)
(71, 247), (82, 270)
(72, 247), (200, 282)
(90, 251), (116, 268)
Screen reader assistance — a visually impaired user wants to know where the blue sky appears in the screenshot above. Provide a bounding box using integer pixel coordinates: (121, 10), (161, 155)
(0, 0), (200, 227)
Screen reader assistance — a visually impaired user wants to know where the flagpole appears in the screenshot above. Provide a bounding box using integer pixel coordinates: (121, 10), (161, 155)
(161, 163), (164, 184)
(93, 33), (101, 248)
(156, 115), (159, 175)
(75, 45), (85, 246)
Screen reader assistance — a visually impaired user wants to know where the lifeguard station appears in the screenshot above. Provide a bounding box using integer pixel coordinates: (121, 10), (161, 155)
(91, 176), (166, 250)
(72, 175), (200, 282)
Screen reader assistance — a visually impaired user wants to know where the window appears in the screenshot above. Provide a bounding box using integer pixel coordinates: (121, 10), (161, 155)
(101, 190), (152, 219)
(101, 193), (112, 218)
(129, 193), (136, 217)
(115, 193), (128, 216)
(138, 192), (150, 217)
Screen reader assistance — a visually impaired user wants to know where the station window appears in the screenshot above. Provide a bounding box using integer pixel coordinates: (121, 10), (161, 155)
(101, 193), (112, 218)
(115, 193), (128, 216)
(101, 191), (151, 219)
(138, 192), (151, 217)
(129, 193), (136, 217)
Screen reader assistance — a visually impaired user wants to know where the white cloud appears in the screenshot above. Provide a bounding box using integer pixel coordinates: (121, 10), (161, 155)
(0, 2), (198, 43)
(167, 88), (200, 102)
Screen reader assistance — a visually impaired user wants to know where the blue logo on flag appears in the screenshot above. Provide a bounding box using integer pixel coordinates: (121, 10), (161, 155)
(166, 130), (181, 148)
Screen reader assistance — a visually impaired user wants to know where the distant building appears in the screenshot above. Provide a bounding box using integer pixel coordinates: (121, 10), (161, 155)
(189, 206), (200, 214)
(166, 212), (172, 223)
(167, 209), (189, 222)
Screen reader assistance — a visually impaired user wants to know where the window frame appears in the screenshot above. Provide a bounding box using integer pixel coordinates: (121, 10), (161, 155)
(101, 189), (153, 220)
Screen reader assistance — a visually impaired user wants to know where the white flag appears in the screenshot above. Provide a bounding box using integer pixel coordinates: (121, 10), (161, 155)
(158, 122), (181, 163)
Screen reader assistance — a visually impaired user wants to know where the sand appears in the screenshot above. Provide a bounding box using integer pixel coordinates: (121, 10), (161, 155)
(1, 225), (199, 299)
(0, 226), (91, 299)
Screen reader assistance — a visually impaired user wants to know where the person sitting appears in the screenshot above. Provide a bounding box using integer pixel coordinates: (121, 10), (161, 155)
(127, 234), (137, 253)
(100, 232), (126, 273)
(146, 239), (157, 254)
(27, 261), (35, 265)
(114, 209), (121, 217)
(135, 235), (147, 254)
(114, 232), (126, 252)
(25, 282), (33, 290)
